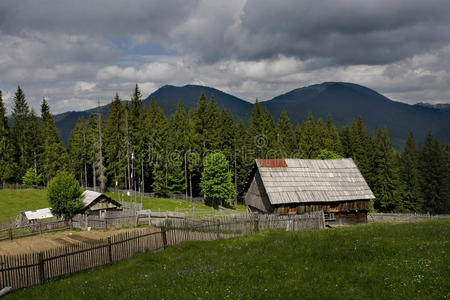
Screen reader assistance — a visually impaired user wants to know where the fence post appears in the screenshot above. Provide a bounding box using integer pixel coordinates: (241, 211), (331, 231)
(8, 228), (12, 240)
(38, 222), (42, 235)
(38, 252), (45, 284)
(104, 218), (107, 231)
(107, 237), (112, 264)
(253, 215), (259, 233)
(216, 221), (220, 240)
(161, 226), (168, 249)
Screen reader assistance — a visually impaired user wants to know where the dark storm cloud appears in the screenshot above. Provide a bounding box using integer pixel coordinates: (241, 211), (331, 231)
(174, 0), (450, 65)
(0, 0), (198, 39)
(1, 0), (449, 113)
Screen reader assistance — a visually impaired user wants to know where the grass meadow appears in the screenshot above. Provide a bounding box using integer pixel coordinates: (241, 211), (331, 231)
(6, 220), (449, 299)
(0, 189), (245, 220)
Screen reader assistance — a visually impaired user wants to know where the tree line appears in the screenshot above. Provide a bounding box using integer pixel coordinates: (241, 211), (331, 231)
(0, 86), (449, 214)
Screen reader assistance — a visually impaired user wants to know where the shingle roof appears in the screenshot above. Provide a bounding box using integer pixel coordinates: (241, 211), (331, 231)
(24, 208), (54, 220)
(81, 190), (103, 209)
(256, 158), (375, 204)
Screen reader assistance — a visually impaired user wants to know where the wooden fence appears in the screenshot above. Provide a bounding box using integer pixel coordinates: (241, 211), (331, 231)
(0, 212), (324, 291)
(368, 213), (450, 223)
(0, 220), (70, 241)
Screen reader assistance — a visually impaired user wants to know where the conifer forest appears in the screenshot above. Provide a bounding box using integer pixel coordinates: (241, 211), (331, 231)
(0, 85), (449, 214)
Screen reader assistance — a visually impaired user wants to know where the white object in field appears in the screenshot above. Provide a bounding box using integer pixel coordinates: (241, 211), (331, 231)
(127, 191), (130, 196)
(87, 227), (91, 231)
(0, 287), (12, 297)
(23, 208), (54, 220)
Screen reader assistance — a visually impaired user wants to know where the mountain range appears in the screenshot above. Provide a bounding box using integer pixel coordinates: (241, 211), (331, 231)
(53, 82), (450, 148)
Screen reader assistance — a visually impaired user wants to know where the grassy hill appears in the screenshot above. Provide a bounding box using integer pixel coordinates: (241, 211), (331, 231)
(0, 189), (245, 220)
(6, 220), (449, 299)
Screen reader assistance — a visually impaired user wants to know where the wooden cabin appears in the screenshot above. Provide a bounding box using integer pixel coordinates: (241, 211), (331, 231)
(79, 190), (122, 218)
(244, 158), (375, 224)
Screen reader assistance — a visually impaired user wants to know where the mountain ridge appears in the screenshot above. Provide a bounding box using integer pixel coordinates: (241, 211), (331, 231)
(51, 82), (450, 147)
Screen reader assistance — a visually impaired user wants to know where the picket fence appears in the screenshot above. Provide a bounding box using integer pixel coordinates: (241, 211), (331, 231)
(0, 212), (324, 291)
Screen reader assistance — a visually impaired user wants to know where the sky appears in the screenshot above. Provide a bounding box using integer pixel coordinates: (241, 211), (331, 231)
(1, 0), (450, 114)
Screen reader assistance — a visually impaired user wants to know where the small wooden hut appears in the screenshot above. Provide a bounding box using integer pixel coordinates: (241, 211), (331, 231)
(244, 158), (375, 224)
(79, 190), (122, 218)
(17, 208), (56, 225)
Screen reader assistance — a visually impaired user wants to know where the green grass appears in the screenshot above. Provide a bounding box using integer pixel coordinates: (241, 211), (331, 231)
(7, 220), (450, 299)
(0, 189), (245, 220)
(105, 192), (246, 216)
(0, 189), (49, 220)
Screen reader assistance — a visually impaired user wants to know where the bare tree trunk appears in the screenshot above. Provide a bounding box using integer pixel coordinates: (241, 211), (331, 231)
(92, 163), (96, 190)
(97, 103), (106, 193)
(84, 163), (88, 188)
(141, 159), (144, 193)
(234, 148), (237, 204)
(125, 111), (131, 191)
(189, 173), (193, 201)
(184, 152), (188, 201)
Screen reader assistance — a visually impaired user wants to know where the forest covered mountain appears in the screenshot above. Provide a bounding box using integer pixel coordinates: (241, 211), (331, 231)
(53, 82), (450, 147)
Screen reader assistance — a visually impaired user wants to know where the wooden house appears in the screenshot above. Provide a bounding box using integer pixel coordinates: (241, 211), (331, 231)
(244, 158), (375, 224)
(79, 190), (122, 218)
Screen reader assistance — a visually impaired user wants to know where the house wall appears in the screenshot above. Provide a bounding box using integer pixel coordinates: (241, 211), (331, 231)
(244, 170), (273, 213)
(274, 200), (370, 223)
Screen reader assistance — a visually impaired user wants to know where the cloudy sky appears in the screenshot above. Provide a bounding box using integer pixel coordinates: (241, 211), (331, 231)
(1, 0), (450, 114)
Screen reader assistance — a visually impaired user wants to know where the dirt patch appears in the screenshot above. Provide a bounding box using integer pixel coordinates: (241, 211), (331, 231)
(0, 227), (159, 255)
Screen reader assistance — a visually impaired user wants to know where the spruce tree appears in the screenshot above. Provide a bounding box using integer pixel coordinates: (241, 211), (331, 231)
(11, 86), (33, 176)
(146, 99), (168, 195)
(68, 117), (89, 187)
(167, 102), (189, 195)
(276, 110), (296, 157)
(350, 116), (374, 187)
(399, 132), (423, 212)
(339, 126), (352, 158)
(40, 98), (67, 184)
(324, 116), (343, 155)
(372, 128), (400, 212)
(204, 95), (221, 151)
(298, 112), (319, 158)
(249, 100), (276, 159)
(418, 132), (448, 214)
(104, 93), (126, 188)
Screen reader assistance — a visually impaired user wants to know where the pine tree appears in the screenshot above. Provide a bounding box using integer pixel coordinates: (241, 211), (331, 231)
(204, 95), (221, 150)
(167, 102), (189, 196)
(129, 84), (146, 192)
(276, 110), (296, 157)
(372, 128), (400, 212)
(249, 100), (276, 158)
(104, 93), (126, 188)
(68, 117), (89, 187)
(11, 86), (34, 176)
(298, 112), (319, 158)
(95, 104), (106, 192)
(234, 121), (252, 199)
(350, 117), (374, 187)
(87, 113), (99, 189)
(0, 91), (18, 183)
(398, 133), (423, 212)
(339, 126), (352, 158)
(146, 99), (168, 195)
(324, 116), (343, 155)
(40, 98), (67, 184)
(418, 132), (448, 214)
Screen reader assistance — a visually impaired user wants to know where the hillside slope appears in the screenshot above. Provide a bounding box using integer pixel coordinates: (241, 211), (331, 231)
(262, 82), (450, 146)
(52, 82), (450, 147)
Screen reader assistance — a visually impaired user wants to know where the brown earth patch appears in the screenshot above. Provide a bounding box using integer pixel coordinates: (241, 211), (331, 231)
(0, 227), (159, 255)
